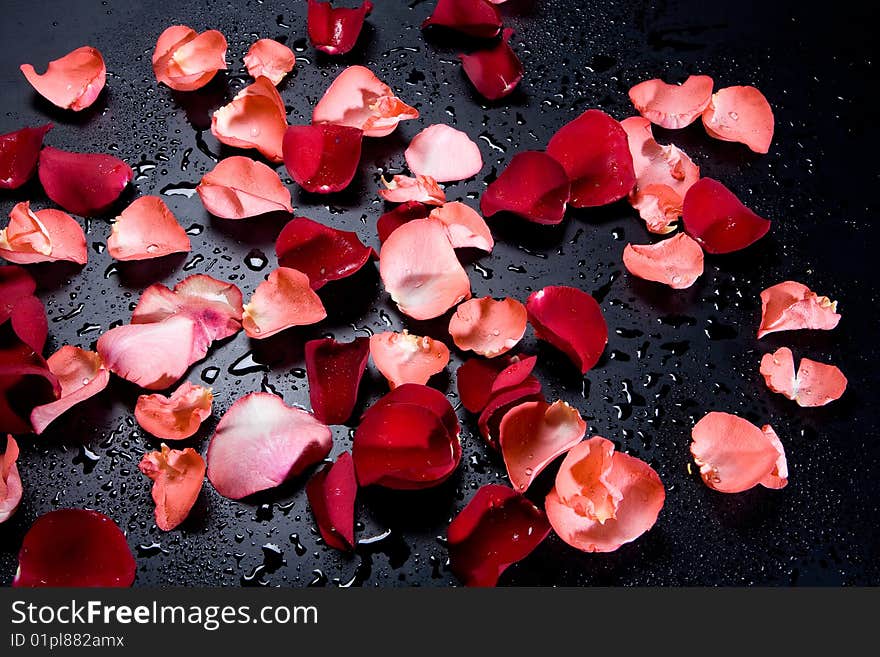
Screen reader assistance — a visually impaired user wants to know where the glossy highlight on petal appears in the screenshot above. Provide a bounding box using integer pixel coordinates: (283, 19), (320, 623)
(197, 156), (293, 219)
(378, 175), (445, 205)
(244, 39), (295, 85)
(623, 233), (704, 289)
(139, 444), (206, 531)
(0, 436), (22, 524)
(30, 347), (109, 435)
(628, 75), (713, 129)
(405, 124), (483, 183)
(242, 267), (326, 338)
(758, 281), (840, 338)
(448, 297), (526, 357)
(428, 202), (494, 252)
(0, 124), (51, 189)
(135, 381), (213, 440)
(152, 26), (227, 92)
(370, 331), (450, 389)
(38, 147), (133, 217)
(283, 123), (363, 193)
(212, 77), (287, 162)
(456, 353), (537, 414)
(702, 86), (774, 154)
(459, 28), (523, 101)
(422, 0), (502, 38)
(682, 178), (770, 254)
(306, 337), (370, 425)
(480, 151), (570, 225)
(21, 46), (105, 111)
(1, 202), (87, 265)
(526, 286), (607, 373)
(760, 347), (847, 407)
(107, 196), (190, 261)
(308, 0), (373, 55)
(306, 452), (357, 551)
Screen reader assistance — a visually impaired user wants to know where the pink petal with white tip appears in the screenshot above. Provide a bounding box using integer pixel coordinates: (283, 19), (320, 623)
(378, 175), (445, 205)
(369, 331), (450, 389)
(1, 202), (87, 265)
(242, 267), (327, 338)
(760, 347), (846, 408)
(244, 39), (295, 85)
(758, 281), (840, 338)
(405, 124), (483, 182)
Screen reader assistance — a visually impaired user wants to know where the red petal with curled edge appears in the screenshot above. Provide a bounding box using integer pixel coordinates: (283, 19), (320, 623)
(480, 151), (570, 225)
(353, 384), (460, 489)
(459, 28), (523, 101)
(135, 381), (213, 440)
(243, 267), (326, 339)
(0, 329), (60, 434)
(38, 147), (133, 217)
(682, 178), (770, 254)
(422, 0), (502, 38)
(760, 348), (847, 408)
(1, 435), (22, 524)
(153, 26), (227, 92)
(448, 484), (550, 587)
(139, 444), (205, 531)
(377, 201), (431, 244)
(690, 411), (788, 493)
(500, 400), (586, 493)
(30, 347), (109, 435)
(244, 39), (295, 86)
(20, 46), (105, 111)
(429, 202), (494, 252)
(369, 331), (450, 389)
(405, 124), (483, 183)
(623, 233), (704, 289)
(456, 353), (537, 414)
(306, 452), (357, 551)
(107, 196), (190, 261)
(702, 86), (774, 154)
(448, 297), (527, 357)
(757, 281), (840, 338)
(283, 123), (363, 193)
(628, 75), (714, 129)
(308, 0), (373, 55)
(526, 286), (607, 373)
(546, 109), (636, 208)
(14, 509), (136, 587)
(313, 65), (418, 138)
(197, 156), (293, 219)
(212, 77), (288, 162)
(207, 392), (332, 499)
(306, 337), (370, 425)
(275, 217), (374, 290)
(378, 175), (445, 205)
(1, 202), (87, 265)
(379, 217), (471, 321)
(0, 124), (51, 189)
(477, 377), (543, 448)
(546, 437), (665, 553)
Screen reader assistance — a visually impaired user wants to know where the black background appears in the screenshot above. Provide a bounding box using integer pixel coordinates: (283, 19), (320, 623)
(0, 0), (877, 586)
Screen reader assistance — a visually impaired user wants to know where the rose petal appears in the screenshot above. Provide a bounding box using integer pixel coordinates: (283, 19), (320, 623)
(9, 296), (48, 355)
(38, 147), (133, 217)
(212, 77), (287, 162)
(20, 46), (105, 111)
(682, 178), (771, 254)
(628, 75), (714, 129)
(477, 377), (544, 448)
(139, 444), (206, 531)
(421, 0), (502, 38)
(197, 156), (294, 219)
(0, 124), (52, 189)
(107, 196), (190, 261)
(526, 286), (607, 373)
(1, 202), (88, 265)
(369, 331), (450, 389)
(305, 337), (370, 425)
(206, 392), (332, 499)
(0, 265), (37, 324)
(405, 124), (483, 183)
(307, 0), (373, 55)
(377, 201), (432, 243)
(283, 123), (363, 193)
(759, 347), (797, 400)
(312, 65), (418, 138)
(622, 233), (704, 289)
(546, 109), (636, 208)
(14, 509), (136, 587)
(244, 38), (296, 85)
(0, 329), (59, 434)
(242, 267), (327, 338)
(0, 435), (22, 524)
(760, 348), (847, 408)
(429, 202), (494, 252)
(29, 347), (109, 435)
(306, 452), (357, 551)
(135, 381), (213, 440)
(702, 85), (774, 154)
(448, 297), (527, 357)
(480, 151), (571, 225)
(275, 217), (375, 290)
(456, 353), (536, 414)
(378, 175), (445, 205)
(459, 28), (523, 101)
(448, 484), (550, 587)
(152, 26), (227, 92)
(757, 281), (840, 338)
(690, 411), (788, 493)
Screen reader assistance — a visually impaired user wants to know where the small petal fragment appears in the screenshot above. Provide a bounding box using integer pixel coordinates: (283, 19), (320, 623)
(1, 202), (87, 265)
(244, 39), (296, 85)
(757, 281), (840, 338)
(139, 444), (206, 531)
(377, 201), (432, 243)
(212, 77), (287, 162)
(456, 353), (537, 414)
(623, 233), (704, 289)
(628, 75), (714, 129)
(682, 178), (770, 254)
(405, 124), (483, 183)
(526, 286), (607, 373)
(760, 347), (847, 407)
(702, 86), (774, 154)
(0, 436), (22, 524)
(242, 267), (327, 338)
(307, 0), (373, 55)
(30, 347), (109, 435)
(107, 196), (190, 261)
(197, 156), (293, 219)
(135, 381), (213, 440)
(448, 297), (527, 357)
(283, 124), (363, 193)
(38, 147), (133, 217)
(153, 26), (227, 92)
(305, 337), (370, 425)
(429, 202), (494, 252)
(0, 124), (51, 189)
(422, 0), (502, 38)
(480, 151), (570, 225)
(378, 175), (445, 205)
(306, 452), (357, 551)
(20, 46), (106, 111)
(369, 331), (450, 389)
(459, 28), (523, 101)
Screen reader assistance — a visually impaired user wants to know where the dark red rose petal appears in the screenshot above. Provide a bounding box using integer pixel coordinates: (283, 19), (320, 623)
(480, 151), (570, 225)
(682, 178), (771, 254)
(38, 146), (133, 217)
(283, 124), (363, 194)
(477, 377), (543, 448)
(377, 201), (432, 244)
(448, 484), (550, 587)
(0, 266), (37, 323)
(526, 285), (608, 373)
(306, 452), (357, 551)
(9, 295), (48, 355)
(305, 337), (370, 425)
(456, 353), (538, 414)
(0, 335), (59, 434)
(307, 0), (373, 55)
(13, 509), (136, 587)
(546, 109), (636, 207)
(422, 0), (502, 38)
(0, 124), (51, 190)
(459, 28), (523, 101)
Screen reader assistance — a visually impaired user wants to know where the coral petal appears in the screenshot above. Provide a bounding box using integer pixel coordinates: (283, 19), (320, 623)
(422, 0), (502, 38)
(760, 348), (846, 407)
(108, 196), (190, 261)
(628, 75), (714, 129)
(135, 381), (213, 440)
(0, 124), (51, 189)
(459, 28), (523, 101)
(283, 123), (363, 193)
(244, 39), (295, 85)
(197, 156), (294, 219)
(369, 331), (450, 389)
(378, 175), (445, 205)
(526, 286), (607, 373)
(759, 347), (798, 399)
(242, 267), (327, 338)
(480, 151), (570, 225)
(38, 147), (133, 217)
(20, 46), (105, 111)
(153, 26), (227, 92)
(758, 281), (840, 338)
(377, 201), (432, 243)
(275, 217), (374, 289)
(212, 77), (287, 162)
(139, 444), (205, 531)
(305, 337), (370, 425)
(702, 86), (774, 154)
(1, 202), (87, 265)
(307, 0), (373, 55)
(682, 178), (770, 254)
(1, 435), (22, 524)
(306, 452), (357, 551)
(405, 124), (483, 183)
(448, 297), (526, 357)
(429, 202), (494, 252)
(623, 233), (704, 289)
(30, 347), (109, 435)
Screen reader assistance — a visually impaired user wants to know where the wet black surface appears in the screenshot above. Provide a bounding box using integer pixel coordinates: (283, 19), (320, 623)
(1, 0), (877, 586)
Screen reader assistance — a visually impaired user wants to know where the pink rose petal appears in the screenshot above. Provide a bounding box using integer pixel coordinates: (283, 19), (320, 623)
(21, 46), (106, 111)
(1, 202), (87, 265)
(107, 196), (190, 261)
(153, 26), (227, 92)
(242, 267), (327, 338)
(212, 77), (288, 162)
(448, 297), (527, 357)
(30, 347), (109, 435)
(244, 39), (295, 85)
(369, 331), (450, 389)
(197, 156), (294, 219)
(405, 124), (483, 183)
(139, 444), (205, 531)
(135, 381), (213, 440)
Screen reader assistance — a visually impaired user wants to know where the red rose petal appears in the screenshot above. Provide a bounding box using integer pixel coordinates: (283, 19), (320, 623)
(0, 317), (60, 434)
(197, 156), (294, 219)
(305, 337), (370, 425)
(1, 202), (87, 265)
(0, 265), (37, 323)
(0, 435), (22, 524)
(690, 411), (788, 493)
(14, 509), (136, 587)
(421, 0), (502, 38)
(628, 75), (714, 129)
(702, 86), (774, 154)
(212, 77), (288, 162)
(546, 109), (636, 208)
(307, 0), (373, 55)
(369, 331), (450, 389)
(405, 124), (483, 183)
(38, 147), (133, 217)
(377, 201), (432, 244)
(283, 123), (363, 193)
(760, 347), (847, 408)
(526, 285), (607, 373)
(477, 377), (543, 448)
(242, 267), (327, 339)
(456, 353), (537, 414)
(275, 217), (374, 290)
(757, 281), (840, 338)
(682, 178), (771, 254)
(139, 444), (205, 531)
(135, 381), (213, 440)
(30, 347), (109, 435)
(107, 196), (190, 261)
(244, 38), (295, 85)
(152, 25), (228, 92)
(207, 392), (332, 499)
(378, 175), (445, 205)
(448, 484), (550, 587)
(306, 452), (357, 551)
(448, 297), (527, 357)
(0, 124), (51, 189)
(480, 151), (571, 225)
(459, 28), (523, 101)
(622, 233), (705, 289)
(9, 295), (48, 355)
(429, 202), (494, 252)
(20, 46), (106, 111)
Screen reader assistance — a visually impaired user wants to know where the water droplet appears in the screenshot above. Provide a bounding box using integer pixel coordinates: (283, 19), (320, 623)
(201, 366), (220, 383)
(160, 181), (199, 198)
(728, 111), (739, 120)
(146, 244), (159, 253)
(229, 351), (269, 376)
(244, 248), (269, 271)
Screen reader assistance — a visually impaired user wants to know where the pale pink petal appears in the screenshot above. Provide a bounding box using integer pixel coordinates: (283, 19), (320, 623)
(243, 39), (295, 85)
(197, 156), (293, 219)
(702, 86), (774, 154)
(1, 202), (87, 265)
(378, 175), (445, 205)
(628, 75), (713, 129)
(211, 77), (287, 162)
(405, 124), (483, 182)
(369, 331), (450, 389)
(448, 297), (526, 357)
(622, 233), (704, 289)
(135, 382), (213, 440)
(20, 46), (106, 111)
(30, 347), (109, 435)
(428, 202), (494, 252)
(758, 281), (840, 338)
(242, 267), (327, 338)
(107, 196), (190, 261)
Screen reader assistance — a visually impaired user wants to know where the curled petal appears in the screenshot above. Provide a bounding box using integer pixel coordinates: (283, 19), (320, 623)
(1, 202), (87, 265)
(526, 286), (607, 373)
(152, 26), (227, 92)
(456, 354), (536, 414)
(377, 201), (431, 243)
(206, 392), (332, 499)
(38, 147), (133, 217)
(622, 233), (704, 289)
(760, 347), (846, 408)
(405, 124), (483, 183)
(0, 329), (60, 434)
(369, 331), (450, 389)
(283, 123), (363, 193)
(197, 156), (293, 219)
(108, 196), (190, 261)
(305, 337), (370, 425)
(135, 381), (213, 440)
(306, 452), (357, 551)
(30, 347), (109, 435)
(758, 281), (840, 338)
(480, 151), (570, 225)
(275, 217), (374, 290)
(0, 124), (51, 189)
(20, 46), (105, 111)
(702, 86), (774, 154)
(1, 435), (22, 524)
(242, 267), (327, 338)
(546, 109), (636, 207)
(448, 297), (526, 357)
(448, 484), (550, 587)
(477, 377), (543, 448)
(682, 178), (770, 254)
(212, 77), (287, 162)
(13, 509), (136, 587)
(429, 202), (494, 252)
(307, 0), (373, 55)
(244, 39), (295, 85)
(459, 28), (523, 101)
(378, 175), (445, 205)
(139, 444), (206, 531)
(628, 75), (713, 129)
(422, 0), (502, 38)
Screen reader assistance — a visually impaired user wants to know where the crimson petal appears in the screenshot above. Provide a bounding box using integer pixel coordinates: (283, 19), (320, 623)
(38, 147), (133, 217)
(0, 124), (51, 189)
(377, 201), (432, 243)
(526, 286), (607, 373)
(306, 452), (357, 551)
(682, 178), (771, 254)
(305, 337), (370, 425)
(422, 0), (502, 38)
(0, 266), (37, 322)
(283, 124), (363, 194)
(480, 151), (570, 225)
(9, 295), (48, 354)
(459, 28), (523, 101)
(0, 332), (59, 434)
(307, 0), (373, 55)
(477, 376), (544, 448)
